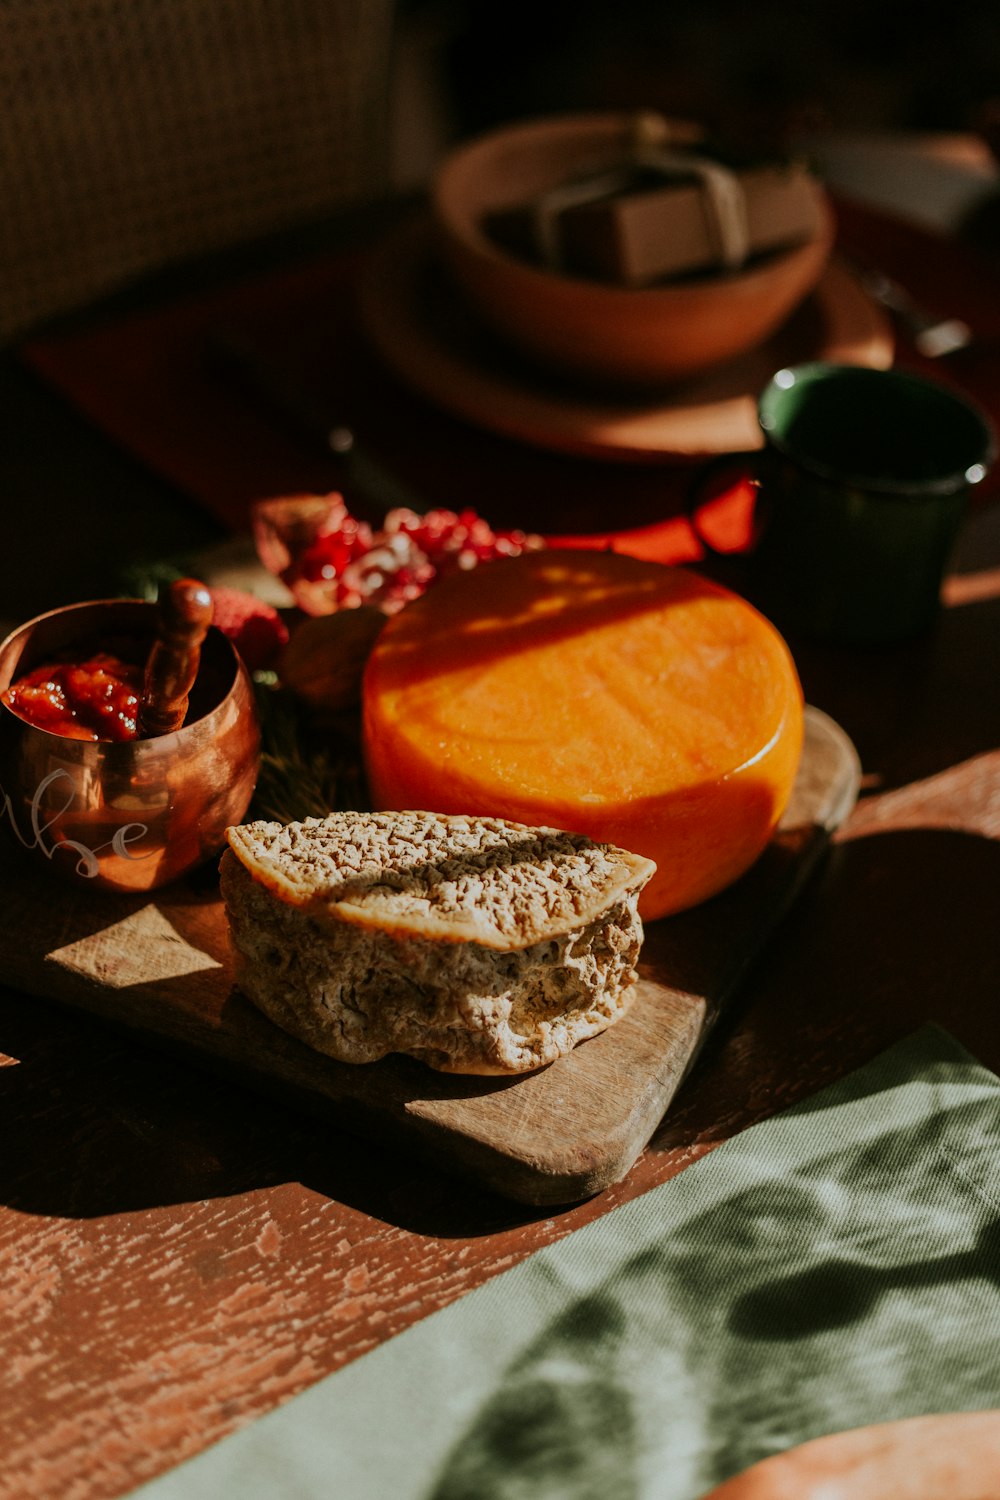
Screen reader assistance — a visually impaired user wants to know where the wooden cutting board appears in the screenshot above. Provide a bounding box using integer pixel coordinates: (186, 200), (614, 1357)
(0, 707), (859, 1205)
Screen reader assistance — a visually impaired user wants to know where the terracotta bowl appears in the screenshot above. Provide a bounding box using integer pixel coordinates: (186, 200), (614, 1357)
(431, 113), (835, 387)
(0, 600), (261, 892)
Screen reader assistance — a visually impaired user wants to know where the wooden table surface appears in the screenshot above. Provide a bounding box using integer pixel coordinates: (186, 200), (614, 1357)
(2, 190), (1000, 1500)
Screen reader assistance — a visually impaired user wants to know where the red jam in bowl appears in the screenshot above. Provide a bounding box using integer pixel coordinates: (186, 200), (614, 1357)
(1, 653), (143, 742)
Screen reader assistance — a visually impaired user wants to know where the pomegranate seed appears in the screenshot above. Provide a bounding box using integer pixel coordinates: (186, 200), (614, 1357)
(255, 495), (544, 616)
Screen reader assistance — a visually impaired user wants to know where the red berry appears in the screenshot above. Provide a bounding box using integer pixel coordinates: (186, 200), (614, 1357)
(208, 586), (290, 672)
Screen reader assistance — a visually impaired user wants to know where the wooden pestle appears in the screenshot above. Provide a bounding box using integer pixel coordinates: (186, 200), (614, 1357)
(138, 578), (214, 738)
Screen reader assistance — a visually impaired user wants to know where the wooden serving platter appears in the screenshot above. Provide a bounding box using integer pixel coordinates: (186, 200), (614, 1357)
(0, 708), (859, 1205)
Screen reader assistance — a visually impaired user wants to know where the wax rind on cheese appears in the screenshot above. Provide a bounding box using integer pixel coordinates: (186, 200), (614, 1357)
(361, 550), (804, 921)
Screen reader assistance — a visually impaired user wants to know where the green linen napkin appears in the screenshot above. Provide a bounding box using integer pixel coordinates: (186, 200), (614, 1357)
(131, 1026), (1000, 1500)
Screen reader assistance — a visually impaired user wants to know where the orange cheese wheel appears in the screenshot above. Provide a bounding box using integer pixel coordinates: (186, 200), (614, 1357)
(362, 550), (804, 921)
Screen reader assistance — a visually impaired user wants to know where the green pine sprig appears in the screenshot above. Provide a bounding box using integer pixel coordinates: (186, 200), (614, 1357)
(249, 673), (369, 825)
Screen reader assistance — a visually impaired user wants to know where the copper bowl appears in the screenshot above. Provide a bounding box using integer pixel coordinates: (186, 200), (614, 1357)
(0, 600), (261, 892)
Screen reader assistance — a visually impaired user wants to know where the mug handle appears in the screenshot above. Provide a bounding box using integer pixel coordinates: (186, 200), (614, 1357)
(685, 451), (766, 559)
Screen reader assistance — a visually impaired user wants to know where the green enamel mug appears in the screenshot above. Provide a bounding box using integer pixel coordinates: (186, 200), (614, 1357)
(697, 362), (996, 644)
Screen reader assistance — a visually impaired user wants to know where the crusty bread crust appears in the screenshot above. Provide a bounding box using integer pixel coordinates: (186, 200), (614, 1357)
(226, 811), (655, 950)
(221, 811), (655, 1075)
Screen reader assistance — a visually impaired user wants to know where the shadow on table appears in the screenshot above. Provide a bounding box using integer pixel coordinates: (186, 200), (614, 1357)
(0, 987), (535, 1235)
(785, 540), (1000, 799)
(649, 821), (1000, 1158)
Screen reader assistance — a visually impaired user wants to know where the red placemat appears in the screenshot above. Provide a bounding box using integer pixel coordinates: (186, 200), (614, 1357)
(19, 241), (721, 561)
(19, 198), (1000, 564)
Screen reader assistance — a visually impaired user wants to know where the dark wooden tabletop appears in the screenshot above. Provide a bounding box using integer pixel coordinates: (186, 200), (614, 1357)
(2, 194), (1000, 1500)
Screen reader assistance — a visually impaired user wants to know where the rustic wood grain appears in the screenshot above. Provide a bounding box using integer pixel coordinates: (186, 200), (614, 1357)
(0, 709), (858, 1209)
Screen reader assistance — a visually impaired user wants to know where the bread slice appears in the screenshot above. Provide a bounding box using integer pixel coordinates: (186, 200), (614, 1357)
(221, 810), (656, 1075)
